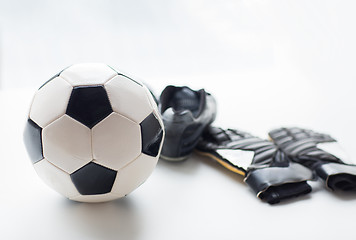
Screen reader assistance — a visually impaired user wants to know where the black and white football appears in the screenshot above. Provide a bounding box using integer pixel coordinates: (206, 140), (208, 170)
(23, 63), (164, 202)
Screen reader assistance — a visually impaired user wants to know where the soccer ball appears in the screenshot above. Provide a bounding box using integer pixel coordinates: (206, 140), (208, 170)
(23, 63), (164, 202)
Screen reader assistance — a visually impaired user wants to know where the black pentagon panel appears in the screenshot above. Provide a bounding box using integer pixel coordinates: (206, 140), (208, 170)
(70, 162), (117, 195)
(140, 113), (164, 157)
(66, 85), (113, 129)
(23, 119), (43, 164)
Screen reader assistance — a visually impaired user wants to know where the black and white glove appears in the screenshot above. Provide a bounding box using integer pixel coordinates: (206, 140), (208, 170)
(269, 127), (356, 191)
(196, 126), (313, 204)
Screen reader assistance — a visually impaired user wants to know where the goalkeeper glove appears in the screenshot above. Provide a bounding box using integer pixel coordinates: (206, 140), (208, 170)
(196, 126), (313, 204)
(269, 127), (356, 191)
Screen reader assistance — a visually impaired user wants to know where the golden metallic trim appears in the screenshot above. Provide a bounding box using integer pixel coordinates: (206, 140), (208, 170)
(196, 150), (246, 177)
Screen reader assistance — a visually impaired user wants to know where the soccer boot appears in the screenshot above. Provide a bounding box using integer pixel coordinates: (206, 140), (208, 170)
(196, 126), (313, 204)
(269, 127), (356, 191)
(159, 85), (217, 161)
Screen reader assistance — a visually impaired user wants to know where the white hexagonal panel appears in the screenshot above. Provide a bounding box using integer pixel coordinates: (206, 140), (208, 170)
(60, 63), (117, 86)
(34, 159), (80, 198)
(42, 115), (92, 174)
(111, 153), (158, 197)
(105, 75), (154, 123)
(30, 77), (72, 128)
(92, 113), (141, 170)
(70, 193), (122, 203)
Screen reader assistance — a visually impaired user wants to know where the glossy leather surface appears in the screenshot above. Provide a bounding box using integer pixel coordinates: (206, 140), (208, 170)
(66, 85), (113, 129)
(159, 85), (217, 160)
(23, 119), (43, 164)
(140, 113), (163, 157)
(70, 162), (117, 195)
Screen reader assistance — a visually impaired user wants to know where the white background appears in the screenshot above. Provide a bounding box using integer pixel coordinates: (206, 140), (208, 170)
(1, 0), (356, 239)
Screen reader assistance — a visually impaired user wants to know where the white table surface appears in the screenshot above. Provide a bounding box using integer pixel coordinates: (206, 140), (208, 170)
(1, 0), (356, 238)
(1, 84), (356, 240)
